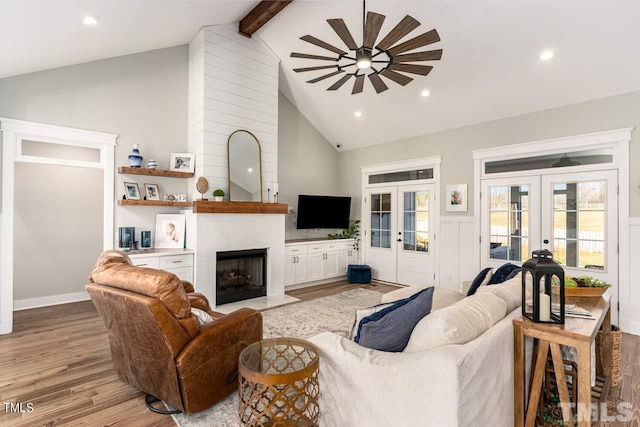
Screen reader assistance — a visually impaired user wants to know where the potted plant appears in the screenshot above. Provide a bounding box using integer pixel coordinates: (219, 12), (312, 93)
(327, 219), (361, 251)
(213, 189), (225, 202)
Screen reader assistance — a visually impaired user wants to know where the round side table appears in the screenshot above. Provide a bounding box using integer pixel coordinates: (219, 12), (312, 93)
(238, 337), (319, 427)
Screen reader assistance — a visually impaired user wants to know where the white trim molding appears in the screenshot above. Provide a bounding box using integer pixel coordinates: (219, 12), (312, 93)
(472, 127), (633, 332)
(0, 117), (117, 334)
(14, 291), (91, 311)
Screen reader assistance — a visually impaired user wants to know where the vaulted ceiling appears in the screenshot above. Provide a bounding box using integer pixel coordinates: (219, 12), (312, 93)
(2, 1), (640, 150)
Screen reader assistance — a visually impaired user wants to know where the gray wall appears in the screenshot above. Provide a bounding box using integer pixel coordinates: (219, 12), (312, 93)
(0, 46), (189, 302)
(278, 93), (343, 239)
(339, 90), (640, 219)
(0, 45), (190, 245)
(14, 163), (103, 300)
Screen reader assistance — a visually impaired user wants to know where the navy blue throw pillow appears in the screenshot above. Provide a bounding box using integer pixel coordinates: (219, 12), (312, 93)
(504, 267), (522, 281)
(355, 287), (434, 352)
(488, 263), (520, 285)
(467, 267), (493, 296)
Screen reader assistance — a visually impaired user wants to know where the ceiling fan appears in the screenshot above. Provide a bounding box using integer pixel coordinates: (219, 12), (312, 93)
(290, 0), (442, 95)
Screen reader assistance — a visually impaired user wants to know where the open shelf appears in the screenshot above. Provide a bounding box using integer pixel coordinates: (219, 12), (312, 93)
(118, 200), (192, 207)
(118, 167), (194, 178)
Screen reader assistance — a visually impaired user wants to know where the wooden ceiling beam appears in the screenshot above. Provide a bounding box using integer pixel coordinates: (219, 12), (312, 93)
(239, 1), (293, 38)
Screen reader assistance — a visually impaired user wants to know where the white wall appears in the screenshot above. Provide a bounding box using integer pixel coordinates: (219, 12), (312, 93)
(188, 26), (279, 201)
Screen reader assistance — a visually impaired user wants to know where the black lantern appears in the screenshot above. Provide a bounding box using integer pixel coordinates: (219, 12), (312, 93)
(522, 249), (565, 324)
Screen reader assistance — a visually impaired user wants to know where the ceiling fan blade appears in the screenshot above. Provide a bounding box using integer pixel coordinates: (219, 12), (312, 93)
(352, 75), (366, 94)
(363, 12), (385, 49)
(293, 65), (339, 73)
(388, 29), (440, 55)
(375, 15), (421, 51)
(380, 69), (413, 86)
(291, 52), (339, 61)
(393, 49), (443, 63)
(327, 74), (353, 91)
(300, 35), (347, 55)
(389, 63), (433, 76)
(368, 73), (389, 94)
(307, 70), (344, 83)
(327, 18), (359, 50)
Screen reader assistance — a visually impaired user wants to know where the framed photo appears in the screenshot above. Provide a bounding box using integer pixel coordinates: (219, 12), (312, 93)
(155, 214), (186, 249)
(123, 182), (141, 200)
(170, 152), (195, 173)
(446, 184), (468, 212)
(118, 226), (135, 248)
(144, 183), (160, 201)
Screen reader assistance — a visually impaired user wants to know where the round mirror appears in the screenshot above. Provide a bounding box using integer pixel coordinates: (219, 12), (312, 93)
(228, 130), (262, 202)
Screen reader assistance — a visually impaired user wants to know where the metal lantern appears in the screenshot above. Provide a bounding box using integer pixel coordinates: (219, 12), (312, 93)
(522, 249), (565, 324)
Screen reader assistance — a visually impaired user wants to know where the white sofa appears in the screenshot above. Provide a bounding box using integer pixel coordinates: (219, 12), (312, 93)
(308, 278), (523, 427)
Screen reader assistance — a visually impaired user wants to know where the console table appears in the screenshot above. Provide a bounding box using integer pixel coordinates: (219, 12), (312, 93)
(513, 294), (612, 427)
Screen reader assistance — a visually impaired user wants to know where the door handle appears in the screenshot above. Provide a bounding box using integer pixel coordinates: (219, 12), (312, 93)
(397, 239), (402, 242)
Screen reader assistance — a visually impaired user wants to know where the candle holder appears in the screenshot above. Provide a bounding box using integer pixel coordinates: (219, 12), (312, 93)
(522, 249), (565, 324)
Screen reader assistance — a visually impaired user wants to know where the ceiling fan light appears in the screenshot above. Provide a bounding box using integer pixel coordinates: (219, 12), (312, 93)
(356, 47), (373, 70)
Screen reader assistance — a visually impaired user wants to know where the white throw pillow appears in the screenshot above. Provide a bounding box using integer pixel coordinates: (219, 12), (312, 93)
(480, 268), (493, 287)
(404, 293), (507, 353)
(191, 307), (213, 325)
(380, 286), (464, 311)
(477, 271), (531, 313)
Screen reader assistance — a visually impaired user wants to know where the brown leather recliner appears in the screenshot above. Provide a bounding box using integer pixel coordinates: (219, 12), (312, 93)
(86, 250), (262, 414)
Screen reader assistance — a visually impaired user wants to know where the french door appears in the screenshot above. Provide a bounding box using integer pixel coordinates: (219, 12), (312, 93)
(365, 184), (436, 285)
(481, 170), (618, 321)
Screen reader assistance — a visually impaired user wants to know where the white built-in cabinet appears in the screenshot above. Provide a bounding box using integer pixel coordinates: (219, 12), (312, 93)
(285, 239), (356, 287)
(128, 249), (194, 282)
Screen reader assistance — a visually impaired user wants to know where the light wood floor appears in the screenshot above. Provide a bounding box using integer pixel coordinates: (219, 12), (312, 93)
(0, 281), (637, 426)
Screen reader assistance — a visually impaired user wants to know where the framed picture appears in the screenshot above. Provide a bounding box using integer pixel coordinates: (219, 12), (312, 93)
(170, 152), (195, 173)
(118, 226), (135, 248)
(123, 182), (141, 200)
(144, 183), (160, 201)
(154, 214), (186, 249)
(446, 184), (468, 212)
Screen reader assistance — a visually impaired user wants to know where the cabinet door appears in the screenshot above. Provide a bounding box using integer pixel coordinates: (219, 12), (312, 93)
(339, 249), (349, 275)
(346, 248), (358, 268)
(168, 266), (193, 282)
(307, 253), (324, 282)
(323, 251), (340, 278)
(294, 254), (308, 284)
(285, 255), (297, 287)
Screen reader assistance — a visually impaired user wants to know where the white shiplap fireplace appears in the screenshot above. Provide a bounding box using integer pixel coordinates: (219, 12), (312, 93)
(186, 25), (284, 307)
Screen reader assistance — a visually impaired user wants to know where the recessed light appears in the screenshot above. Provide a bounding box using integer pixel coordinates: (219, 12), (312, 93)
(540, 50), (554, 61)
(421, 89), (430, 97)
(247, 168), (253, 173)
(83, 15), (100, 26)
(354, 111), (362, 118)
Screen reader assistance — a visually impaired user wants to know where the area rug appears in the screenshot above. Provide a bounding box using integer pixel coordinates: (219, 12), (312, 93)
(172, 288), (383, 427)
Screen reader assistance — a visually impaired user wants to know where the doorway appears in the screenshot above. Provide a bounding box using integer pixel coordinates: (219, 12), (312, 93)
(365, 184), (436, 285)
(474, 129), (631, 325)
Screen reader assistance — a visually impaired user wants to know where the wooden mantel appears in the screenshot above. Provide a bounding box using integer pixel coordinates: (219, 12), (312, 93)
(192, 201), (288, 214)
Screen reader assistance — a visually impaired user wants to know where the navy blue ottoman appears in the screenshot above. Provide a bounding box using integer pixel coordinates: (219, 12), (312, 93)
(347, 264), (371, 284)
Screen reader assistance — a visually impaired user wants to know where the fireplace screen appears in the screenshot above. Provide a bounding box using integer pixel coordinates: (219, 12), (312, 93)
(216, 249), (267, 305)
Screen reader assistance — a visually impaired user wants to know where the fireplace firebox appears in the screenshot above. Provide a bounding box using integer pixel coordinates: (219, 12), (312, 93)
(216, 249), (267, 305)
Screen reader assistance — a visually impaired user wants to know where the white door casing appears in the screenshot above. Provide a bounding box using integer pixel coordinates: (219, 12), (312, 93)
(0, 117), (117, 334)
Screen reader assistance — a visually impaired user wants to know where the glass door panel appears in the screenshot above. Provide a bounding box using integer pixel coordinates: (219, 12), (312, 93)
(370, 193), (392, 249)
(403, 191), (429, 252)
(481, 178), (540, 266)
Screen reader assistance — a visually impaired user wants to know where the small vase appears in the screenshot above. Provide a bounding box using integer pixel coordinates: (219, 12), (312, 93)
(147, 159), (157, 170)
(128, 144), (143, 168)
(214, 196), (224, 202)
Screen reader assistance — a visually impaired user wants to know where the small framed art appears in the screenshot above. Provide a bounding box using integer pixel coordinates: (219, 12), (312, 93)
(154, 214), (186, 249)
(446, 184), (468, 212)
(170, 153), (195, 173)
(144, 183), (160, 201)
(123, 182), (141, 200)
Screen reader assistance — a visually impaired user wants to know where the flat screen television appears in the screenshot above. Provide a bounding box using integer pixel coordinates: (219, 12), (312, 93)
(296, 195), (351, 229)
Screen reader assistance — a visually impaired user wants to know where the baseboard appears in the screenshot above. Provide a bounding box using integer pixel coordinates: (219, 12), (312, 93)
(627, 320), (640, 337)
(285, 276), (348, 291)
(14, 291), (90, 311)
